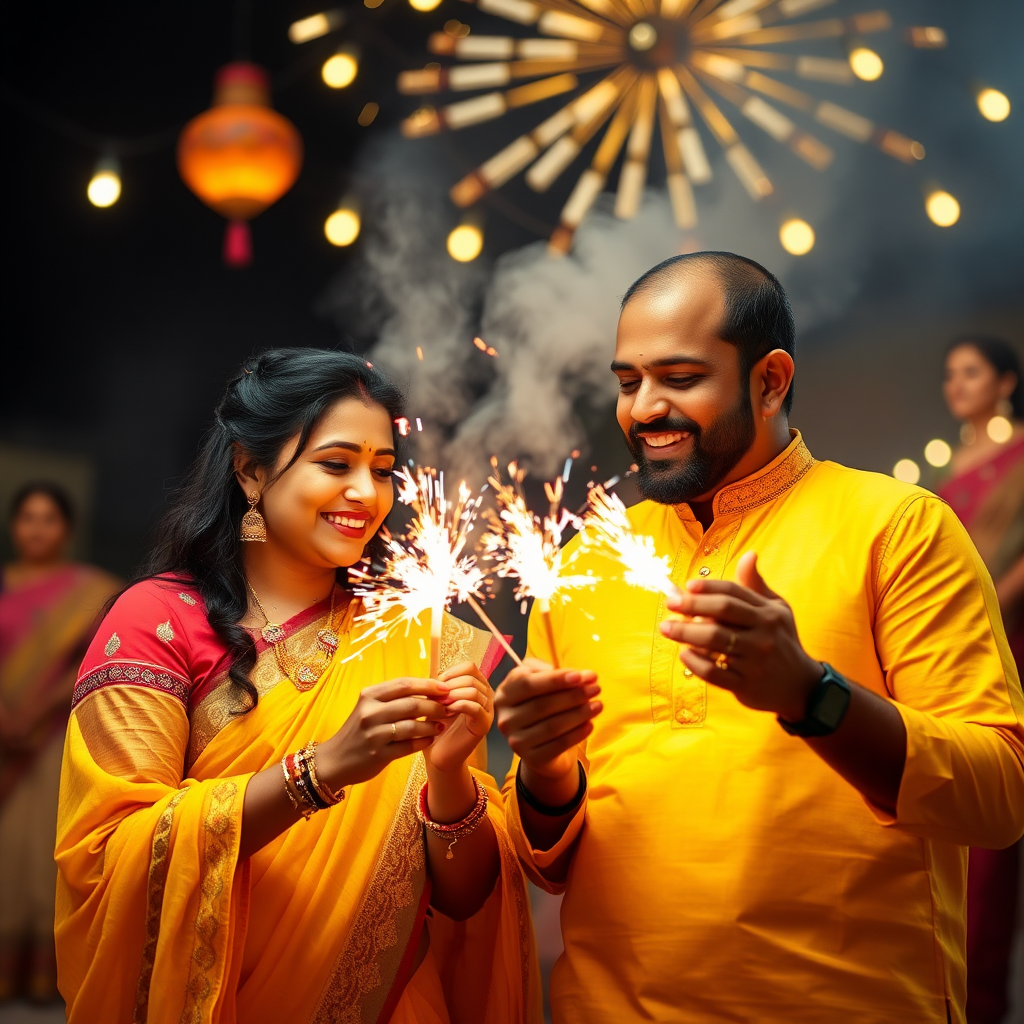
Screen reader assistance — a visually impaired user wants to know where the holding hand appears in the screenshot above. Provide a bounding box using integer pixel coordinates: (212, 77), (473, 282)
(424, 661), (495, 773)
(495, 659), (600, 806)
(317, 677), (451, 789)
(660, 551), (823, 722)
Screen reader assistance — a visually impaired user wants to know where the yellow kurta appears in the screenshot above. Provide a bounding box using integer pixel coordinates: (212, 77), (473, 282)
(504, 432), (1024, 1024)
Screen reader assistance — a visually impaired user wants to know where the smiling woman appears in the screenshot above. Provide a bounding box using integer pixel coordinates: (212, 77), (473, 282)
(53, 349), (540, 1024)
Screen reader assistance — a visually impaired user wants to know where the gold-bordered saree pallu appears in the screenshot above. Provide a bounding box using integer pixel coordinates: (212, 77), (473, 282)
(55, 609), (541, 1024)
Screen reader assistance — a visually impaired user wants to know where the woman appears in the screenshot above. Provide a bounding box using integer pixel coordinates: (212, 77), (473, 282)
(0, 483), (119, 1003)
(939, 336), (1024, 1024)
(55, 350), (541, 1024)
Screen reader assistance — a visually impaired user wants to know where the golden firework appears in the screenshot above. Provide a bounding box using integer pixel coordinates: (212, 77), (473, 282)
(398, 0), (928, 252)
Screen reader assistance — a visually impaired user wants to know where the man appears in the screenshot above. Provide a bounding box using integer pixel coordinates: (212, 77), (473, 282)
(495, 252), (1024, 1023)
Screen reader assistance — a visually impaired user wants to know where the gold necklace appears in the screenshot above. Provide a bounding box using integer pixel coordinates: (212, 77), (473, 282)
(246, 581), (341, 690)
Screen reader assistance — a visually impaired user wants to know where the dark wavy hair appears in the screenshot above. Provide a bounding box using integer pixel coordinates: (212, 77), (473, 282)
(946, 335), (1024, 419)
(138, 348), (404, 713)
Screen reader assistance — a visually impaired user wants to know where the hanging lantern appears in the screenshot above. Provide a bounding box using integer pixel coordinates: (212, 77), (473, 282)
(177, 63), (303, 267)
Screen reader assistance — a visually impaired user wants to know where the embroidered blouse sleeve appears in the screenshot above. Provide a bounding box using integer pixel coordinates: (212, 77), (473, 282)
(72, 580), (197, 786)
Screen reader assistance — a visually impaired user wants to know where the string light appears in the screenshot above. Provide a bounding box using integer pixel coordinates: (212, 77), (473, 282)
(923, 439), (952, 467)
(324, 205), (360, 246)
(987, 416), (1013, 443)
(893, 459), (921, 484)
(322, 49), (358, 89)
(357, 102), (379, 127)
(447, 223), (483, 262)
(288, 10), (344, 44)
(779, 218), (815, 256)
(976, 88), (1010, 123)
(848, 47), (884, 81)
(925, 189), (960, 227)
(87, 157), (121, 208)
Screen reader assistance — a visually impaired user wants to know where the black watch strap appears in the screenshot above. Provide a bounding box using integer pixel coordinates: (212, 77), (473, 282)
(516, 761), (587, 817)
(778, 663), (851, 738)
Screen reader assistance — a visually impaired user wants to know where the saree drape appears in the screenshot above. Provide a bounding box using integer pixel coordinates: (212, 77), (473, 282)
(55, 580), (541, 1024)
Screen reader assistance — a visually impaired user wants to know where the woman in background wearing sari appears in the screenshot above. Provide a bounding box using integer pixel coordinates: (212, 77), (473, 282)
(940, 336), (1024, 1024)
(0, 483), (118, 1003)
(55, 349), (541, 1024)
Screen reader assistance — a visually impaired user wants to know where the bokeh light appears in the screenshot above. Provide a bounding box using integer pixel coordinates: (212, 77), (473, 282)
(779, 219), (815, 256)
(976, 88), (1011, 122)
(447, 224), (483, 262)
(893, 459), (921, 484)
(289, 11), (342, 44)
(325, 207), (360, 246)
(987, 416), (1013, 443)
(924, 439), (952, 467)
(409, 0), (442, 11)
(87, 167), (121, 208)
(322, 52), (358, 89)
(848, 47), (884, 81)
(925, 190), (960, 227)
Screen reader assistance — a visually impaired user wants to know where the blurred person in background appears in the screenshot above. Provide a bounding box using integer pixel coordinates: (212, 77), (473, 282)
(54, 350), (539, 1024)
(939, 336), (1024, 1024)
(0, 483), (119, 1003)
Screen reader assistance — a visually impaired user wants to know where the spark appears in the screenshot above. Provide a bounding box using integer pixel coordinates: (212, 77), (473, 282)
(415, 417), (423, 431)
(348, 466), (486, 677)
(481, 460), (598, 665)
(473, 336), (499, 357)
(416, 346), (424, 361)
(581, 485), (676, 596)
(395, 417), (411, 436)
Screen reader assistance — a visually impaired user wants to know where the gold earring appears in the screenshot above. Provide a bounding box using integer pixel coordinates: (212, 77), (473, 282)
(240, 491), (267, 543)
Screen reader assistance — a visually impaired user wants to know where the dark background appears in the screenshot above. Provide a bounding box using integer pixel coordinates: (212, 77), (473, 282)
(1, 0), (1022, 582)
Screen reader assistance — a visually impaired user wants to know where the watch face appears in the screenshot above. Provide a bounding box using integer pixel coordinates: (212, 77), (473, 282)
(817, 683), (849, 729)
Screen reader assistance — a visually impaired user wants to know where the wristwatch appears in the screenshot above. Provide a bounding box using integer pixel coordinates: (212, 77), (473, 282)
(778, 663), (851, 737)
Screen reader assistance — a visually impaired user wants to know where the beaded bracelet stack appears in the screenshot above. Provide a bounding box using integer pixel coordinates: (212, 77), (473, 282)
(281, 740), (344, 820)
(415, 775), (489, 859)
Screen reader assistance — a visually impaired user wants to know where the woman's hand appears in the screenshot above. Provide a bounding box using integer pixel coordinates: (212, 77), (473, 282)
(423, 661), (494, 774)
(316, 677), (451, 790)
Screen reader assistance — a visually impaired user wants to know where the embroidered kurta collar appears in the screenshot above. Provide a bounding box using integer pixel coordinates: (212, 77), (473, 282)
(674, 430), (816, 521)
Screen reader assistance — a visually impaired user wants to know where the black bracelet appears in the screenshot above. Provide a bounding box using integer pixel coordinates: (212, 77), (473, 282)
(516, 761), (587, 817)
(299, 764), (330, 811)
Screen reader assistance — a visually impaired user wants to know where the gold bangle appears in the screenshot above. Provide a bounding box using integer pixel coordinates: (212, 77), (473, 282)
(281, 755), (302, 813)
(303, 739), (345, 806)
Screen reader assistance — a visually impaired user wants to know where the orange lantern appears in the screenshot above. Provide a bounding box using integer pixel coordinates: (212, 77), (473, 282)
(178, 62), (303, 267)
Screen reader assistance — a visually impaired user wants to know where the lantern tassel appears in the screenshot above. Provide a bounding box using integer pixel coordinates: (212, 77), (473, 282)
(223, 220), (253, 267)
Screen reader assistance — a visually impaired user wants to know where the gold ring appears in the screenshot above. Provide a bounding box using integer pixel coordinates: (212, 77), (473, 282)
(726, 632), (737, 655)
(391, 722), (398, 742)
(715, 653), (729, 671)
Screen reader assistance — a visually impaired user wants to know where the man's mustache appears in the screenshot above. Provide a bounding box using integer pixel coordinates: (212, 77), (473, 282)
(628, 416), (701, 449)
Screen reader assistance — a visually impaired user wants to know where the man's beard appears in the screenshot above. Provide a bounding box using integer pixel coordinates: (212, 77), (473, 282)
(626, 393), (756, 506)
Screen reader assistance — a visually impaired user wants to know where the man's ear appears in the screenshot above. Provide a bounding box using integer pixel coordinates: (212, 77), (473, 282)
(756, 349), (795, 419)
(232, 444), (267, 499)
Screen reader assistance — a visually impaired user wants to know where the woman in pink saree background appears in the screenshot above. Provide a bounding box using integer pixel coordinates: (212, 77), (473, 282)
(0, 484), (119, 1003)
(939, 336), (1024, 1024)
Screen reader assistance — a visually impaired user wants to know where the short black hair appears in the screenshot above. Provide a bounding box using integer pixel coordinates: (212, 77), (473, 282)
(621, 251), (797, 413)
(11, 481), (76, 526)
(946, 335), (1023, 419)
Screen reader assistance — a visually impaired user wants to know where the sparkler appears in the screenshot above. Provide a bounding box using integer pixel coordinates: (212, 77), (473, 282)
(349, 466), (486, 678)
(581, 485), (677, 596)
(481, 459), (597, 667)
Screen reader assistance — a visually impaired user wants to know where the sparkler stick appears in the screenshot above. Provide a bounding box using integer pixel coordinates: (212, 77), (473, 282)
(482, 460), (598, 669)
(465, 593), (523, 665)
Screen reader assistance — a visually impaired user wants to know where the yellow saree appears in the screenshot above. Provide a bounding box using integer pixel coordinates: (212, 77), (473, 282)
(55, 579), (541, 1024)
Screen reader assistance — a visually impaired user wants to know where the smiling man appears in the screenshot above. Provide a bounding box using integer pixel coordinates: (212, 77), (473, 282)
(495, 252), (1024, 1023)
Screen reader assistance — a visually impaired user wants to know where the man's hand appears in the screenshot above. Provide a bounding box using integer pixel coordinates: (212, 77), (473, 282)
(660, 551), (823, 722)
(495, 658), (600, 806)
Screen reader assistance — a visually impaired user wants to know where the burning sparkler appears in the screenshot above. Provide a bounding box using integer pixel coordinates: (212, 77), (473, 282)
(581, 485), (677, 596)
(349, 466), (486, 678)
(482, 459), (597, 667)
